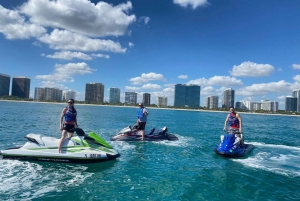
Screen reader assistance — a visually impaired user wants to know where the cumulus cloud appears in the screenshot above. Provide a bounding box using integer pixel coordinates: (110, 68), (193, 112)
(173, 0), (209, 9)
(139, 16), (150, 24)
(20, 0), (136, 37)
(178, 75), (188, 79)
(187, 76), (243, 87)
(125, 86), (140, 91)
(39, 29), (126, 52)
(230, 61), (275, 77)
(35, 62), (96, 82)
(91, 53), (110, 59)
(292, 64), (300, 69)
(129, 72), (165, 85)
(236, 80), (292, 96)
(293, 75), (300, 83)
(142, 83), (161, 90)
(43, 51), (92, 60)
(0, 5), (46, 39)
(129, 42), (134, 47)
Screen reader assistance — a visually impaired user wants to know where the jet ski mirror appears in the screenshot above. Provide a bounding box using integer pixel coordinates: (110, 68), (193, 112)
(70, 127), (85, 136)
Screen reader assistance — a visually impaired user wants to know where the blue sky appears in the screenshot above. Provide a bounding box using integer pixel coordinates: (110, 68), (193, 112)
(1, 0), (300, 109)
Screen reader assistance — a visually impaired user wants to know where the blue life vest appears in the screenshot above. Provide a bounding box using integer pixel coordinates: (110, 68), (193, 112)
(65, 106), (77, 123)
(137, 107), (147, 122)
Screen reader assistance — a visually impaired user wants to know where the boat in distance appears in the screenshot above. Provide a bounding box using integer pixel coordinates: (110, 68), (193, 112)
(111, 125), (179, 141)
(0, 128), (120, 163)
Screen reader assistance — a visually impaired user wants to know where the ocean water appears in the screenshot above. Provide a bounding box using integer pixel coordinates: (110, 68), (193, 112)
(0, 101), (299, 201)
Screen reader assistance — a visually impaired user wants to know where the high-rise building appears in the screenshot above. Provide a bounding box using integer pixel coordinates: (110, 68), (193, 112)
(0, 73), (10, 96)
(174, 84), (201, 108)
(158, 96), (168, 107)
(34, 87), (44, 101)
(63, 90), (76, 101)
(44, 87), (63, 101)
(292, 90), (300, 112)
(11, 76), (30, 98)
(261, 100), (278, 112)
(205, 96), (219, 109)
(143, 93), (151, 106)
(109, 87), (121, 103)
(85, 82), (104, 103)
(125, 92), (137, 105)
(285, 96), (297, 112)
(222, 88), (235, 109)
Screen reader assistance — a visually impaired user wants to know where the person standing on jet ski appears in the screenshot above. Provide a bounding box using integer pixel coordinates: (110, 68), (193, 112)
(223, 106), (242, 133)
(58, 99), (78, 153)
(136, 102), (149, 141)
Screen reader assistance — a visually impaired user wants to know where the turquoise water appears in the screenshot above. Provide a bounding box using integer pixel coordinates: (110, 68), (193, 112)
(0, 101), (300, 201)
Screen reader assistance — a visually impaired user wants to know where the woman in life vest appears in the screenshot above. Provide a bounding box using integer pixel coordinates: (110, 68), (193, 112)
(58, 98), (78, 153)
(223, 106), (242, 133)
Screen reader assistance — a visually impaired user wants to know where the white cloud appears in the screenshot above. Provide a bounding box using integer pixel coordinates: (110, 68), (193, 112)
(44, 51), (92, 60)
(129, 42), (134, 47)
(142, 83), (161, 90)
(292, 64), (300, 69)
(187, 76), (243, 87)
(91, 53), (110, 59)
(129, 72), (165, 85)
(39, 29), (126, 53)
(173, 0), (209, 9)
(21, 0), (136, 37)
(230, 61), (275, 77)
(178, 75), (188, 79)
(277, 95), (286, 100)
(125, 86), (140, 91)
(0, 5), (46, 39)
(36, 62), (96, 82)
(236, 80), (292, 96)
(139, 16), (150, 24)
(293, 75), (300, 83)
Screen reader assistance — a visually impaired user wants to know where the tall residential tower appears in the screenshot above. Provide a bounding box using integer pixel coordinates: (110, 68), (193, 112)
(11, 76), (30, 98)
(174, 84), (201, 108)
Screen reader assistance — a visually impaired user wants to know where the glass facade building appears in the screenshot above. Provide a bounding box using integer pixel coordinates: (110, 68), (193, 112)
(174, 84), (201, 108)
(285, 96), (297, 112)
(11, 76), (30, 98)
(0, 73), (10, 96)
(109, 87), (121, 103)
(143, 93), (151, 106)
(222, 88), (235, 109)
(125, 92), (137, 105)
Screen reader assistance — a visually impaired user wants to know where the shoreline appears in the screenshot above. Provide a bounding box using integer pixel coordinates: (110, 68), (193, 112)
(1, 99), (298, 117)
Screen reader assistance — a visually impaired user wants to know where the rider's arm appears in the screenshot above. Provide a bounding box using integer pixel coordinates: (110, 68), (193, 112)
(237, 113), (242, 131)
(60, 108), (67, 129)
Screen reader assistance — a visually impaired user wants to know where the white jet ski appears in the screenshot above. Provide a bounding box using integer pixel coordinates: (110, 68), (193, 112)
(0, 128), (120, 163)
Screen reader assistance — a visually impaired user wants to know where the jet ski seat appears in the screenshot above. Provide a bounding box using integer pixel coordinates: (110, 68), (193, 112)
(148, 128), (155, 135)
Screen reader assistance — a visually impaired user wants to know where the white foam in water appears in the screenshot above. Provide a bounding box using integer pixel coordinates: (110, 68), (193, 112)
(0, 160), (94, 200)
(232, 143), (300, 177)
(152, 135), (194, 147)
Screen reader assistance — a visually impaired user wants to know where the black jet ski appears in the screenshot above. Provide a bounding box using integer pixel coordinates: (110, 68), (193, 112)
(214, 129), (254, 157)
(0, 128), (120, 163)
(111, 125), (179, 141)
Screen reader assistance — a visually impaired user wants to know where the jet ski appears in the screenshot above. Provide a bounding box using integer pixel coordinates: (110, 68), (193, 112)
(0, 128), (120, 163)
(111, 125), (179, 141)
(214, 129), (254, 157)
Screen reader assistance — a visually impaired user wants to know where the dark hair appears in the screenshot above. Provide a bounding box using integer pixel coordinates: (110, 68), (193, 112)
(229, 106), (234, 109)
(68, 99), (77, 113)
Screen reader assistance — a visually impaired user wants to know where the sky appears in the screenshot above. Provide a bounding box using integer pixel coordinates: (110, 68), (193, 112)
(0, 0), (300, 109)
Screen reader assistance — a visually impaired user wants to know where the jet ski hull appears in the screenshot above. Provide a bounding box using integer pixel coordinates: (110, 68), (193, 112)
(214, 143), (254, 158)
(111, 126), (179, 141)
(0, 128), (120, 163)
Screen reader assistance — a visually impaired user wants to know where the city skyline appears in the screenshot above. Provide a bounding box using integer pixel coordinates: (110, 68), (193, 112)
(1, 0), (300, 109)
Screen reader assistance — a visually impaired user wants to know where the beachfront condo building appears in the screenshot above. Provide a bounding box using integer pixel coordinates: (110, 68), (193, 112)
(85, 82), (104, 104)
(63, 90), (76, 101)
(205, 96), (219, 109)
(285, 96), (297, 112)
(34, 87), (44, 101)
(158, 96), (168, 107)
(261, 100), (278, 112)
(125, 92), (137, 105)
(174, 84), (201, 108)
(109, 87), (121, 103)
(143, 93), (151, 106)
(292, 90), (300, 112)
(0, 73), (10, 96)
(222, 88), (235, 109)
(11, 76), (30, 98)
